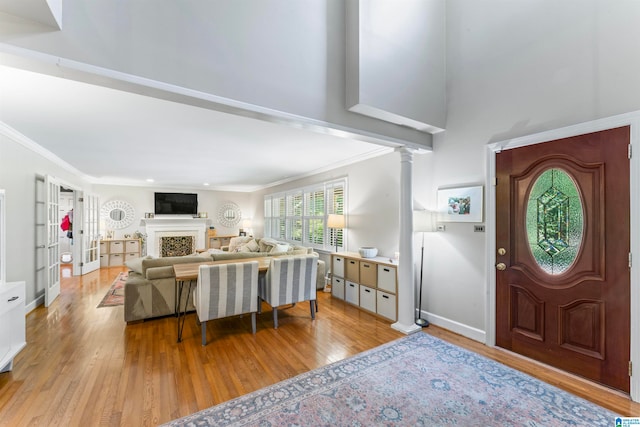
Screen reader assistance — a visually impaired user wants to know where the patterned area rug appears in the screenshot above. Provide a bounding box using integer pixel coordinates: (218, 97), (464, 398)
(162, 332), (618, 426)
(97, 272), (127, 308)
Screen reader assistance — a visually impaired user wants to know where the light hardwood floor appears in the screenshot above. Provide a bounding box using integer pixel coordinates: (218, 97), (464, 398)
(0, 265), (638, 426)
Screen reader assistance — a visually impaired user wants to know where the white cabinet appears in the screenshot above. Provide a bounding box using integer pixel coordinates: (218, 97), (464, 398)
(345, 281), (359, 305)
(376, 290), (396, 321)
(331, 252), (398, 321)
(0, 281), (26, 372)
(332, 276), (345, 300)
(100, 239), (141, 268)
(360, 286), (376, 313)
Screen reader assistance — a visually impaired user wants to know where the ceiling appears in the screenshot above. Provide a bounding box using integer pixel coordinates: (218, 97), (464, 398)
(0, 64), (395, 192)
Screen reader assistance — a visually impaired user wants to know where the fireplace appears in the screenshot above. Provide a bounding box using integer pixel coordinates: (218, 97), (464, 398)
(160, 235), (195, 257)
(140, 218), (208, 257)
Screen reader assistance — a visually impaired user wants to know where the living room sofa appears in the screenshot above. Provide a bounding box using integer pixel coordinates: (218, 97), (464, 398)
(123, 237), (326, 323)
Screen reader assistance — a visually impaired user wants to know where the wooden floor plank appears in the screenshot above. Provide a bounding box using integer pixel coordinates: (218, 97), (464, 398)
(0, 265), (638, 426)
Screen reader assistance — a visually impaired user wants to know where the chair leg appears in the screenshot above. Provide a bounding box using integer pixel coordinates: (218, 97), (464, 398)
(310, 300), (316, 319)
(257, 295), (262, 314)
(201, 320), (207, 346)
(251, 312), (256, 334)
(273, 307), (279, 329)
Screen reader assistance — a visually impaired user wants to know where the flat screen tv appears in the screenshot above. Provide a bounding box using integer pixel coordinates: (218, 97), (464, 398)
(154, 192), (198, 216)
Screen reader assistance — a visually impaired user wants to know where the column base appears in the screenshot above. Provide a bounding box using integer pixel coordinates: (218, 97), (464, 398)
(391, 321), (422, 335)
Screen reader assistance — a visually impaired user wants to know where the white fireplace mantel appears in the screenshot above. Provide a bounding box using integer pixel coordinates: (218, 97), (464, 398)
(141, 217), (209, 257)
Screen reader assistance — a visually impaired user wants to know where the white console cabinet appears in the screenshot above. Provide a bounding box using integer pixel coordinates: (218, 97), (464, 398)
(99, 239), (141, 267)
(0, 282), (26, 373)
(331, 252), (398, 321)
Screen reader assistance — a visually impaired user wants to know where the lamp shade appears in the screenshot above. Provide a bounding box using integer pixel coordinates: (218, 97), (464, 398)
(242, 218), (252, 229)
(413, 210), (435, 232)
(327, 214), (345, 229)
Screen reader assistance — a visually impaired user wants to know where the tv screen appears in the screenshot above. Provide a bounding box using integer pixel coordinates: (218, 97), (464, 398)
(154, 192), (198, 216)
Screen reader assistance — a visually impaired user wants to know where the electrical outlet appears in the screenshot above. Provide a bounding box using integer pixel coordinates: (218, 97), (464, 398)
(474, 225), (485, 232)
(437, 224), (446, 232)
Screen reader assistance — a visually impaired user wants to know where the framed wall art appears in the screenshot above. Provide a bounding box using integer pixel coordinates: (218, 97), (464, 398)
(436, 185), (484, 223)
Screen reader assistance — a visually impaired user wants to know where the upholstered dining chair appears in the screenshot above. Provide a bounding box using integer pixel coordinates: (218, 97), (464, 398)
(259, 255), (318, 329)
(194, 261), (259, 346)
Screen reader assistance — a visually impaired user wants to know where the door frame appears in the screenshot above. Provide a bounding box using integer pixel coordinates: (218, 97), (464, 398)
(485, 111), (640, 401)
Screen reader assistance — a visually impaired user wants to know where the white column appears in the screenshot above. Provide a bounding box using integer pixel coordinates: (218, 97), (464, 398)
(392, 147), (421, 335)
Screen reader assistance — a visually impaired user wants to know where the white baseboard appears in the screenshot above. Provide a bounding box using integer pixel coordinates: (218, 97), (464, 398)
(420, 310), (487, 343)
(25, 295), (44, 314)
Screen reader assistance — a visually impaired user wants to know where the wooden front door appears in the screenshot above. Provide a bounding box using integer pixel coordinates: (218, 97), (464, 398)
(495, 126), (631, 392)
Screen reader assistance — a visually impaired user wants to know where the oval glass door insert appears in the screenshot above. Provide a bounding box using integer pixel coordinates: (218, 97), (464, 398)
(526, 168), (584, 275)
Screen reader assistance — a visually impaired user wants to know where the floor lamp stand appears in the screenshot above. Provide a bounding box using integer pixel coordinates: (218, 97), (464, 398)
(415, 231), (429, 327)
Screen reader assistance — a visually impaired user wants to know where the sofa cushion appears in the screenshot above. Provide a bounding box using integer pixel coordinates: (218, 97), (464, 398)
(141, 254), (213, 277)
(211, 252), (269, 261)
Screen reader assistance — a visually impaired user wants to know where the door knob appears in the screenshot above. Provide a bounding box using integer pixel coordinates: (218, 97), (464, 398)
(496, 262), (507, 271)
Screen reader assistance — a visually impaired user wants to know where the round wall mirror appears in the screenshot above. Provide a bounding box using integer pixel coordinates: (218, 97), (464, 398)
(101, 200), (136, 230)
(217, 202), (242, 228)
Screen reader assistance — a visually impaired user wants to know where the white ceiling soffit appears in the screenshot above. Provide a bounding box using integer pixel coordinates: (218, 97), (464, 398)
(345, 0), (446, 134)
(0, 60), (402, 192)
(0, 0), (62, 29)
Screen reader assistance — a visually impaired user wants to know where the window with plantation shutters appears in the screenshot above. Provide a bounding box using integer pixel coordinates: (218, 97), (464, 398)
(286, 191), (303, 243)
(272, 196), (286, 240)
(327, 182), (344, 250)
(264, 178), (347, 251)
(304, 187), (325, 246)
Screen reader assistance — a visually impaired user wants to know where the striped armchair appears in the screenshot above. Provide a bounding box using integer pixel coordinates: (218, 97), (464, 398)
(259, 255), (318, 329)
(194, 261), (259, 346)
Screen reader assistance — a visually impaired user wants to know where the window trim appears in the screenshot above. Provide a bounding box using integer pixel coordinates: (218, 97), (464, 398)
(264, 178), (347, 251)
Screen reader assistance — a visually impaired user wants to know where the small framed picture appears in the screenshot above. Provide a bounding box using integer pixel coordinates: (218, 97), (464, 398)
(437, 185), (483, 223)
(239, 231), (247, 236)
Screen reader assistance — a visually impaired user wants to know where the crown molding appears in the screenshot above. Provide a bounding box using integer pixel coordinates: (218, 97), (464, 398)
(0, 121), (92, 181)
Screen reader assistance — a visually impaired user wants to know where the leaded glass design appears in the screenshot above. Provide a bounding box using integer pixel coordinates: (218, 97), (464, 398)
(526, 168), (583, 275)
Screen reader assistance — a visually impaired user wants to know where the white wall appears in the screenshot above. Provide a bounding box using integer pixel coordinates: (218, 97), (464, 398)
(93, 185), (253, 241)
(250, 151), (409, 260)
(418, 0), (640, 338)
(0, 134), (89, 306)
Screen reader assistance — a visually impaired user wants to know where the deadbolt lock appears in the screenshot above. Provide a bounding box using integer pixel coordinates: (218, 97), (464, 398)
(497, 248), (506, 256)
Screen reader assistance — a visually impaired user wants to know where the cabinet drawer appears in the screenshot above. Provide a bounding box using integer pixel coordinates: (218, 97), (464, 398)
(124, 252), (140, 261)
(332, 256), (344, 278)
(125, 240), (139, 252)
(345, 258), (359, 282)
(0, 283), (24, 317)
(109, 253), (124, 266)
(331, 277), (345, 300)
(359, 261), (377, 287)
(345, 281), (359, 305)
(377, 265), (397, 293)
(376, 290), (397, 321)
(359, 286), (376, 313)
(100, 254), (109, 268)
(109, 241), (124, 253)
(99, 241), (108, 253)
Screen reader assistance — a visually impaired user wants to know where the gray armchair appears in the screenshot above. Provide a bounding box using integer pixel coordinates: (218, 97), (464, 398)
(259, 255), (318, 328)
(194, 261), (259, 345)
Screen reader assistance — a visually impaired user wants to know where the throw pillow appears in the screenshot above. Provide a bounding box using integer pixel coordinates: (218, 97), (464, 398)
(273, 243), (290, 253)
(238, 239), (259, 252)
(228, 236), (254, 252)
(125, 255), (153, 275)
(258, 237), (280, 253)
